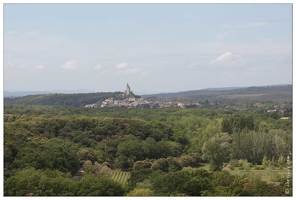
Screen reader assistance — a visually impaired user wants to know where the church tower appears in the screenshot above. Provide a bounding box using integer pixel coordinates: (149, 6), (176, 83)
(126, 83), (131, 95)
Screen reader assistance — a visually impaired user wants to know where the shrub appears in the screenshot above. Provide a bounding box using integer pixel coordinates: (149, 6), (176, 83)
(228, 165), (234, 170)
(254, 165), (264, 170)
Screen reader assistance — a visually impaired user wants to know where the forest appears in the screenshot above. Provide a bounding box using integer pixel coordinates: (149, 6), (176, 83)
(3, 94), (293, 196)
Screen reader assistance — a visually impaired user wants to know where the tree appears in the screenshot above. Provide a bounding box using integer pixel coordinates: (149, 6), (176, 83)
(168, 157), (182, 172)
(4, 168), (75, 196)
(128, 168), (154, 189)
(82, 160), (111, 179)
(262, 156), (269, 169)
(13, 138), (80, 175)
(74, 174), (124, 196)
(150, 170), (191, 195)
(183, 169), (213, 196)
(151, 158), (169, 172)
(77, 148), (97, 165)
(127, 188), (154, 196)
(202, 133), (233, 171)
(141, 137), (158, 158)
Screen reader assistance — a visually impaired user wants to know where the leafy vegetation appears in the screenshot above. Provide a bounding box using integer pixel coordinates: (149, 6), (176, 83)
(3, 87), (292, 196)
(143, 85), (292, 103)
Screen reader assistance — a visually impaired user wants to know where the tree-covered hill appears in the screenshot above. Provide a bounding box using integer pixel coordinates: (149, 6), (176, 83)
(4, 92), (123, 107)
(4, 85), (292, 107)
(143, 85), (292, 103)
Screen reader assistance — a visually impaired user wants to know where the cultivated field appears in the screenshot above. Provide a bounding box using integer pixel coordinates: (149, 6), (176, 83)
(110, 170), (130, 186)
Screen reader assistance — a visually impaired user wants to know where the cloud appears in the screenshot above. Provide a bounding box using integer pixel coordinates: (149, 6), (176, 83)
(246, 22), (267, 28)
(114, 63), (151, 75)
(4, 61), (15, 68)
(61, 59), (77, 69)
(244, 71), (258, 78)
(94, 64), (102, 70)
(4, 62), (45, 70)
(221, 22), (268, 30)
(210, 51), (244, 68)
(214, 30), (233, 41)
(118, 68), (143, 74)
(210, 51), (233, 63)
(35, 64), (45, 70)
(115, 62), (128, 69)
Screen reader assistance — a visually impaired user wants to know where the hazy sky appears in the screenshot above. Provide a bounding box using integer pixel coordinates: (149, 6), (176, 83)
(3, 3), (292, 94)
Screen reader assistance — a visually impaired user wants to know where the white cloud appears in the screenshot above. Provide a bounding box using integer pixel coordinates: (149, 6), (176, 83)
(210, 51), (233, 63)
(221, 22), (268, 30)
(244, 71), (258, 78)
(246, 22), (267, 28)
(35, 64), (45, 70)
(210, 51), (244, 68)
(118, 68), (141, 75)
(116, 66), (151, 76)
(115, 62), (128, 69)
(4, 61), (15, 68)
(4, 62), (45, 70)
(94, 64), (102, 70)
(61, 59), (77, 69)
(114, 62), (150, 75)
(214, 30), (233, 41)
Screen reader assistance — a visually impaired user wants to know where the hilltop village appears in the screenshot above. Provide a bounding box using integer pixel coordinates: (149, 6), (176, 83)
(85, 83), (202, 109)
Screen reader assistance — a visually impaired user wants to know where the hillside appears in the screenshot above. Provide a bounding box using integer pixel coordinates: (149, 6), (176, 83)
(4, 85), (292, 107)
(143, 85), (292, 103)
(4, 92), (123, 107)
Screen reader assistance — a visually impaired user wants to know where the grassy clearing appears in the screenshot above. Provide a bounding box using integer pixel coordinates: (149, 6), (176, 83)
(197, 163), (289, 182)
(228, 166), (289, 182)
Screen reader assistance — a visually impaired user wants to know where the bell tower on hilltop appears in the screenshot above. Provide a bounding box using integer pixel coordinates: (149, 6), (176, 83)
(125, 83), (131, 96)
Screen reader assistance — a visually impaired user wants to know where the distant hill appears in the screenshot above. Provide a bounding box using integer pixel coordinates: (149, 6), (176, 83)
(4, 92), (123, 107)
(142, 85), (292, 103)
(4, 85), (292, 107)
(4, 89), (95, 98)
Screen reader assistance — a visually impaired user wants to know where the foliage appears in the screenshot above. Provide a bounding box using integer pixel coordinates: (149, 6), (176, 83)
(13, 138), (80, 175)
(127, 188), (154, 196)
(75, 174), (124, 196)
(202, 133), (233, 171)
(83, 160), (112, 179)
(4, 92), (122, 107)
(3, 100), (292, 196)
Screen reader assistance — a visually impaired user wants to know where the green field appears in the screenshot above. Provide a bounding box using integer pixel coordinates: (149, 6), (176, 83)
(198, 163), (289, 182)
(228, 167), (289, 182)
(110, 170), (130, 186)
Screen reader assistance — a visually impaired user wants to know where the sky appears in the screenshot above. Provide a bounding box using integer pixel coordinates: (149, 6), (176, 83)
(3, 3), (293, 94)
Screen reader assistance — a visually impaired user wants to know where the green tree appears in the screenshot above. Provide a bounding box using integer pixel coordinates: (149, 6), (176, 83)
(82, 160), (111, 178)
(150, 170), (191, 195)
(202, 133), (233, 171)
(127, 188), (154, 196)
(14, 138), (80, 175)
(151, 158), (169, 172)
(128, 168), (154, 189)
(75, 174), (124, 196)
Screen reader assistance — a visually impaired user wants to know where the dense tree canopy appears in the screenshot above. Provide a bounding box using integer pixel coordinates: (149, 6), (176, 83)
(3, 102), (292, 196)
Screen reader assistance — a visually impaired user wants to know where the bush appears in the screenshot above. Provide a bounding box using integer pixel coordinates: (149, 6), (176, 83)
(151, 158), (169, 172)
(127, 188), (154, 196)
(228, 165), (235, 170)
(243, 163), (251, 171)
(254, 165), (265, 170)
(133, 159), (153, 171)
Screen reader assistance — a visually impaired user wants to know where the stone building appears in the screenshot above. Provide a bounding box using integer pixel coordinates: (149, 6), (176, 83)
(124, 83), (131, 96)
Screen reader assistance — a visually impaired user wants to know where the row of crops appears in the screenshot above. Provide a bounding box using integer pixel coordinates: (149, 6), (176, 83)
(110, 170), (130, 186)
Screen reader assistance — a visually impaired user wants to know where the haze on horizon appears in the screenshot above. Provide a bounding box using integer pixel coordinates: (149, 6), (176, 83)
(3, 3), (292, 94)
